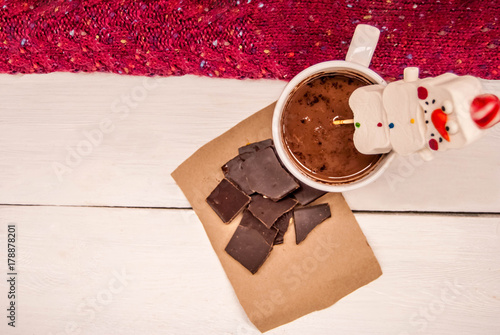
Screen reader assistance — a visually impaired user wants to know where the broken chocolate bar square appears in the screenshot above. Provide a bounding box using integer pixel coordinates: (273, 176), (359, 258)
(292, 180), (327, 206)
(242, 147), (299, 201)
(206, 178), (251, 223)
(248, 194), (297, 229)
(273, 211), (293, 245)
(294, 203), (331, 244)
(238, 139), (274, 154)
(221, 153), (253, 194)
(239, 209), (278, 246)
(225, 225), (273, 274)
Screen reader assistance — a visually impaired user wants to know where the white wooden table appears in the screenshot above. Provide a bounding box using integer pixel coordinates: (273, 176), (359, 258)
(0, 73), (499, 335)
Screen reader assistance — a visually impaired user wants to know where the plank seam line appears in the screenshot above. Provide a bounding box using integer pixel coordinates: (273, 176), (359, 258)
(0, 203), (498, 217)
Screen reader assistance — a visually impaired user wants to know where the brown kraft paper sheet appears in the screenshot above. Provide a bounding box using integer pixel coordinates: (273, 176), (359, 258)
(171, 103), (382, 332)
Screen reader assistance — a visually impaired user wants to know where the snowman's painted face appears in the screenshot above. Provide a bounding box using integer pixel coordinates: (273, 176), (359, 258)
(415, 73), (483, 153)
(417, 86), (459, 151)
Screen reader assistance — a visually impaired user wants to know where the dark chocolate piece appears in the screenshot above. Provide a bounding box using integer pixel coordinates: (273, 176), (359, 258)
(206, 178), (251, 223)
(294, 203), (331, 244)
(273, 211), (293, 245)
(242, 147), (299, 201)
(248, 194), (297, 229)
(225, 225), (273, 274)
(238, 139), (274, 154)
(292, 180), (327, 205)
(239, 209), (278, 246)
(221, 153), (253, 194)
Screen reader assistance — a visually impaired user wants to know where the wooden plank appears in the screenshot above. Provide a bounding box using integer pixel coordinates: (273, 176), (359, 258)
(0, 73), (499, 212)
(344, 130), (500, 212)
(0, 73), (285, 208)
(0, 206), (498, 334)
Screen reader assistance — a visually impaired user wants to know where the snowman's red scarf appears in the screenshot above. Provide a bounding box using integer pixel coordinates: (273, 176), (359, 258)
(0, 0), (499, 80)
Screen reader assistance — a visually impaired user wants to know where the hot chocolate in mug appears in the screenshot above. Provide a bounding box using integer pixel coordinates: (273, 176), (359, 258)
(272, 24), (395, 192)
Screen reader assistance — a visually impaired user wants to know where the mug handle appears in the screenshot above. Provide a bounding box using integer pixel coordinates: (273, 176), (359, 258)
(345, 24), (380, 68)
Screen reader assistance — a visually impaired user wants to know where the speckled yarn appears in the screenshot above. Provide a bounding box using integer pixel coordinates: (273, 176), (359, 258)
(0, 0), (499, 80)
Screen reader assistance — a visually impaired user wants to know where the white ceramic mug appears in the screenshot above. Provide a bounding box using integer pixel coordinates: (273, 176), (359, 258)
(272, 24), (395, 192)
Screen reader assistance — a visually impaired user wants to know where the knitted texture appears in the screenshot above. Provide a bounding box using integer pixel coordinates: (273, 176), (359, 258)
(0, 0), (499, 81)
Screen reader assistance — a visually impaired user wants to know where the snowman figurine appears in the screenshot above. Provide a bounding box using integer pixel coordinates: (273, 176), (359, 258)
(349, 67), (500, 160)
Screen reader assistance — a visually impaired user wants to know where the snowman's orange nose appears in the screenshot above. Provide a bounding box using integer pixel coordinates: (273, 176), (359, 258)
(431, 108), (450, 142)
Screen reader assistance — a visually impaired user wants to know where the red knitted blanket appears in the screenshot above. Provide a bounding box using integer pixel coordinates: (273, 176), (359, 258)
(1, 0), (499, 81)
